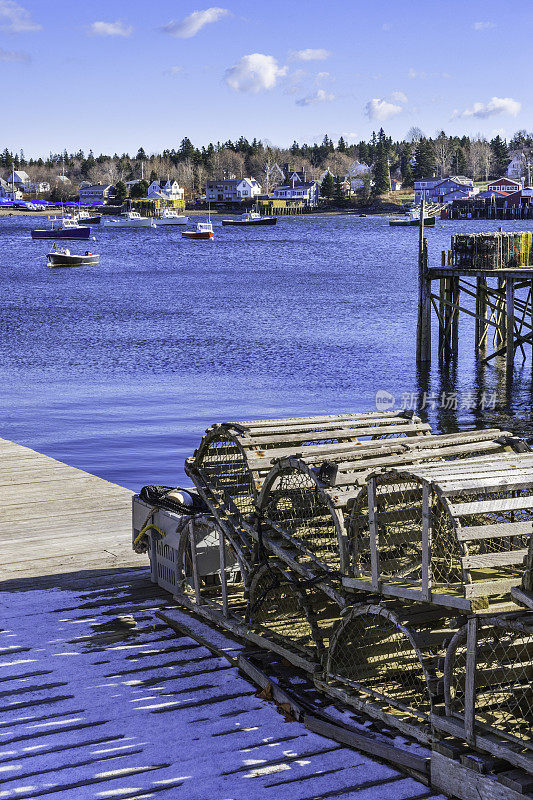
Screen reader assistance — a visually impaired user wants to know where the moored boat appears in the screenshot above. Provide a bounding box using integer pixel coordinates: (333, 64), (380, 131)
(155, 208), (189, 226)
(102, 211), (154, 228)
(46, 247), (99, 267)
(76, 210), (101, 225)
(182, 221), (214, 240)
(389, 207), (437, 227)
(31, 217), (91, 240)
(221, 210), (276, 226)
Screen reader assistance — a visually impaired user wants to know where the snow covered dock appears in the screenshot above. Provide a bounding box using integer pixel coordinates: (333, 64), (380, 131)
(0, 437), (446, 799)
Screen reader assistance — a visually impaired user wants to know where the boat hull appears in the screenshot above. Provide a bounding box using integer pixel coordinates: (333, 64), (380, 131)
(155, 216), (189, 226)
(78, 215), (101, 225)
(102, 220), (153, 228)
(222, 217), (277, 226)
(32, 227), (91, 239)
(182, 231), (214, 239)
(47, 253), (99, 267)
(389, 216), (436, 227)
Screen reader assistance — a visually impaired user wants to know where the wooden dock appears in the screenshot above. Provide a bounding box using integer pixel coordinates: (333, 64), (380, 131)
(0, 437), (445, 800)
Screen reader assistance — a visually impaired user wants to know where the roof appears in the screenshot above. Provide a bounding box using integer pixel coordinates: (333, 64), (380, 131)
(79, 183), (113, 191)
(275, 181), (318, 190)
(488, 177), (520, 184)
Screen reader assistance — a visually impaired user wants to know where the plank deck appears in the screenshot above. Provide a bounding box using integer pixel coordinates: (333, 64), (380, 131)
(0, 437), (446, 799)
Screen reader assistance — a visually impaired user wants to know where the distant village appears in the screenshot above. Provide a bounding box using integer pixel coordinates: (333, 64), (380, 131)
(2, 130), (533, 214)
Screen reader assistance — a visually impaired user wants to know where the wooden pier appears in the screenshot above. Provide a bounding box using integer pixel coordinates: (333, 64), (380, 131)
(0, 437), (444, 800)
(416, 220), (533, 371)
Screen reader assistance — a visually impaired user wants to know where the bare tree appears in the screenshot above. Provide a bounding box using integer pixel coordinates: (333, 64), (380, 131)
(406, 126), (424, 144)
(433, 134), (454, 177)
(468, 138), (493, 181)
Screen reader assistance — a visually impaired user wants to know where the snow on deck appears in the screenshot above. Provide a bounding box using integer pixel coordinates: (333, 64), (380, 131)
(0, 436), (446, 799)
(0, 570), (446, 800)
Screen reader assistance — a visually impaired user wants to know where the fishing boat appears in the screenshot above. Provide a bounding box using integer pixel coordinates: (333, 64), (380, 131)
(221, 210), (276, 226)
(47, 247), (99, 267)
(182, 221), (214, 240)
(389, 206), (437, 227)
(31, 217), (91, 240)
(155, 208), (189, 226)
(76, 209), (101, 225)
(102, 211), (154, 228)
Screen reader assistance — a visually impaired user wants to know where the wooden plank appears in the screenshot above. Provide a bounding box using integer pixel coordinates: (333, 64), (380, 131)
(239, 422), (431, 448)
(367, 477), (380, 591)
(451, 496), (533, 517)
(240, 415), (422, 437)
(465, 618), (478, 745)
(431, 750), (530, 800)
(461, 550), (528, 570)
(457, 522), (533, 542)
(422, 484), (432, 601)
(464, 577), (520, 599)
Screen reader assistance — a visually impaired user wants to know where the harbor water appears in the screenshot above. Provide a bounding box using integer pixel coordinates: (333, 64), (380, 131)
(2, 213), (533, 490)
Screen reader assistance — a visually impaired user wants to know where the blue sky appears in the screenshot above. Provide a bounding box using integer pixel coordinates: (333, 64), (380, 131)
(1, 0), (531, 156)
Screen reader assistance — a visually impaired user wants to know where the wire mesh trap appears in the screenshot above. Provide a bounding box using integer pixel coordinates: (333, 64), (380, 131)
(248, 561), (341, 663)
(443, 613), (533, 763)
(325, 603), (455, 738)
(184, 412), (430, 558)
(347, 453), (533, 610)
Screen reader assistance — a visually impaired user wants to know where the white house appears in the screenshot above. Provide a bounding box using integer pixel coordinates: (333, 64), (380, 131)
(0, 177), (8, 197)
(146, 179), (185, 201)
(487, 177), (522, 194)
(206, 178), (262, 203)
(56, 175), (71, 185)
(79, 184), (114, 204)
(272, 179), (319, 207)
(33, 181), (50, 194)
(390, 177), (403, 191)
(10, 170), (32, 191)
(507, 153), (526, 181)
(345, 160), (371, 191)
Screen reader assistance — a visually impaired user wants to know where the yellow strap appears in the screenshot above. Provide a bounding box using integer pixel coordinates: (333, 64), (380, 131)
(133, 524), (166, 547)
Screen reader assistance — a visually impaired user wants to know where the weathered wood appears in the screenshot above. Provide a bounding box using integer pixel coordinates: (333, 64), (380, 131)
(465, 618), (478, 745)
(422, 483), (432, 601)
(431, 750), (530, 800)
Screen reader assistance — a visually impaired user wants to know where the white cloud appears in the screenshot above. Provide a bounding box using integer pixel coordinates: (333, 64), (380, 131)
(390, 90), (408, 104)
(408, 68), (451, 79)
(316, 71), (331, 84)
(457, 96), (521, 119)
(89, 21), (132, 37)
(0, 1), (40, 32)
(283, 68), (307, 95)
(161, 7), (229, 38)
(473, 21), (496, 30)
(365, 98), (402, 121)
(289, 48), (330, 61)
(296, 88), (335, 106)
(0, 46), (29, 61)
(225, 53), (287, 93)
(164, 65), (184, 75)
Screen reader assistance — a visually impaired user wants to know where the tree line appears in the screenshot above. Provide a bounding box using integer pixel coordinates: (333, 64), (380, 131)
(1, 127), (532, 197)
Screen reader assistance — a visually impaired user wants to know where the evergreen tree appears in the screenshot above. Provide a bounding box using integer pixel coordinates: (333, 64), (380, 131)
(333, 175), (345, 206)
(114, 181), (127, 205)
(149, 169), (158, 183)
(401, 156), (414, 187)
(320, 172), (334, 199)
(490, 135), (509, 177)
(413, 139), (436, 179)
(337, 136), (346, 152)
(373, 143), (390, 194)
(130, 179), (149, 199)
(136, 147), (147, 160)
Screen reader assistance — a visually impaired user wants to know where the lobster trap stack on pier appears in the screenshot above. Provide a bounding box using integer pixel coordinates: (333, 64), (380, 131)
(133, 411), (533, 799)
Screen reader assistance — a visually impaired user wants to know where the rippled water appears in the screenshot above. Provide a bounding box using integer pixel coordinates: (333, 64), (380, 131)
(2, 213), (533, 490)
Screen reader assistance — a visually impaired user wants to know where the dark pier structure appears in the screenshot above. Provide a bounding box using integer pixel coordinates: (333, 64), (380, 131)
(416, 212), (533, 374)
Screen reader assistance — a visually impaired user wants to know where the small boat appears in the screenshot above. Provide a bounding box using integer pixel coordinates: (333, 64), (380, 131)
(155, 208), (189, 226)
(47, 247), (99, 267)
(31, 217), (91, 240)
(389, 207), (437, 227)
(221, 210), (276, 226)
(102, 211), (154, 228)
(75, 209), (101, 225)
(182, 221), (214, 240)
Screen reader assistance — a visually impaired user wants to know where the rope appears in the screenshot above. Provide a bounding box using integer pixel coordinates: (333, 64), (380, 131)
(133, 523), (166, 548)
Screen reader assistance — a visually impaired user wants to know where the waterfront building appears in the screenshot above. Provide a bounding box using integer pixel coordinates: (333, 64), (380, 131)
(79, 183), (115, 204)
(487, 177), (522, 194)
(272, 179), (319, 207)
(415, 175), (473, 204)
(345, 160), (372, 191)
(507, 153), (526, 181)
(146, 179), (184, 202)
(206, 177), (262, 203)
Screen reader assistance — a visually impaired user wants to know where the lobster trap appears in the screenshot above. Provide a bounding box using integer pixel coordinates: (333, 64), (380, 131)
(345, 452), (533, 611)
(319, 602), (458, 743)
(255, 429), (518, 592)
(184, 411), (430, 563)
(434, 612), (533, 775)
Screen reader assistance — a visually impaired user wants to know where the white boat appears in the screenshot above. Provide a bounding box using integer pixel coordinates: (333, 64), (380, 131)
(155, 208), (189, 226)
(222, 210), (276, 226)
(182, 221), (214, 240)
(102, 211), (154, 228)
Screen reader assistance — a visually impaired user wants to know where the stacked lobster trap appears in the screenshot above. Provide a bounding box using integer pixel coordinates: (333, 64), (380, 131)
(133, 410), (533, 785)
